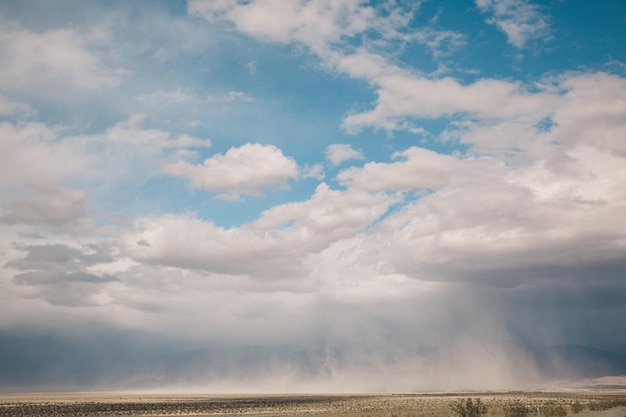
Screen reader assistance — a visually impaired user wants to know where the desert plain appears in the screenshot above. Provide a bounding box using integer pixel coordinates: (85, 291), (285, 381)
(1, 390), (625, 417)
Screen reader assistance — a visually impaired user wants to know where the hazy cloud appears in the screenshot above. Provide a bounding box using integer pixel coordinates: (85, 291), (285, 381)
(414, 28), (466, 58)
(475, 0), (551, 49)
(0, 181), (91, 235)
(0, 121), (89, 187)
(207, 90), (256, 103)
(105, 114), (212, 149)
(0, 25), (125, 90)
(0, 94), (32, 116)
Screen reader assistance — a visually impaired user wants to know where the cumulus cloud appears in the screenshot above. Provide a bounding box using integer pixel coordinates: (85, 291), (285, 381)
(162, 143), (299, 200)
(331, 143), (626, 290)
(475, 0), (551, 49)
(325, 144), (364, 166)
(338, 147), (458, 191)
(122, 182), (395, 277)
(551, 72), (626, 155)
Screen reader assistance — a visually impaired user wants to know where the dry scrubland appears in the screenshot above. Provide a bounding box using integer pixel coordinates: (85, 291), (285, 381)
(0, 390), (625, 417)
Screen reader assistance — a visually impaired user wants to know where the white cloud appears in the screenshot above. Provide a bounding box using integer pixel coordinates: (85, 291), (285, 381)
(338, 147), (459, 192)
(184, 0), (626, 291)
(0, 121), (89, 188)
(551, 72), (626, 155)
(330, 142), (626, 286)
(122, 182), (395, 276)
(192, 0), (522, 139)
(301, 163), (325, 180)
(342, 70), (557, 133)
(188, 0), (556, 140)
(105, 114), (212, 149)
(475, 0), (551, 49)
(325, 144), (364, 166)
(0, 116), (214, 223)
(0, 25), (125, 90)
(446, 71), (626, 159)
(188, 0), (420, 77)
(162, 143), (299, 200)
(341, 67), (626, 164)
(189, 0), (379, 54)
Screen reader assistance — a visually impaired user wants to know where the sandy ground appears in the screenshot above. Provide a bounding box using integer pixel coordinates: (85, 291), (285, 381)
(576, 406), (626, 417)
(0, 391), (625, 417)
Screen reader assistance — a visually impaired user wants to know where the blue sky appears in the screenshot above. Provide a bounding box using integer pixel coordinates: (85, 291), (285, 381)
(1, 0), (626, 391)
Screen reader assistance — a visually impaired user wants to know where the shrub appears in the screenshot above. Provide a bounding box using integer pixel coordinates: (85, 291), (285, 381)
(570, 401), (584, 414)
(452, 398), (488, 417)
(505, 400), (530, 417)
(542, 401), (567, 417)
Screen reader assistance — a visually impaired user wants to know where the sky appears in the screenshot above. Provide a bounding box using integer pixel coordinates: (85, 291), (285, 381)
(1, 0), (626, 392)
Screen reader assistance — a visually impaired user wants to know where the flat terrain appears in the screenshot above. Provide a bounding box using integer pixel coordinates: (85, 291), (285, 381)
(0, 390), (625, 417)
